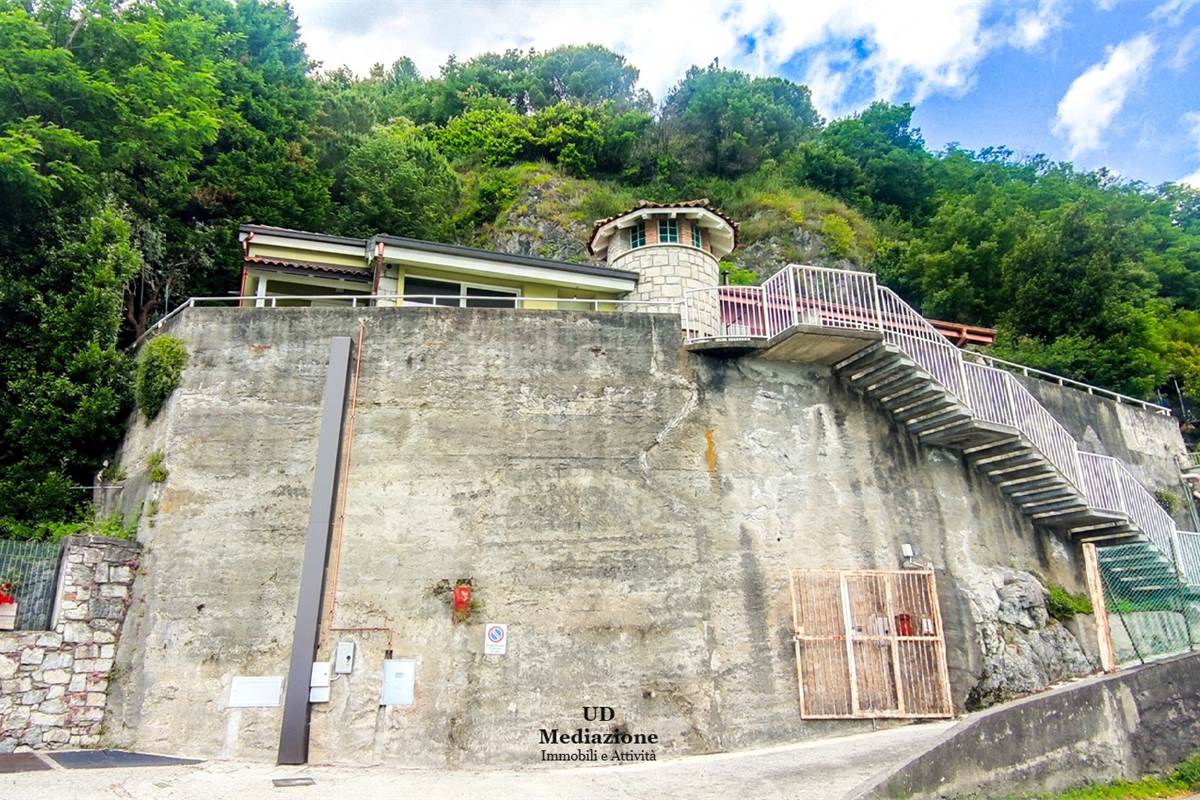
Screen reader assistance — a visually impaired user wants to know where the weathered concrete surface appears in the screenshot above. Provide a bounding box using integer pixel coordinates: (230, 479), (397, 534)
(855, 651), (1200, 799)
(105, 308), (1094, 766)
(5, 721), (955, 800)
(1016, 375), (1192, 527)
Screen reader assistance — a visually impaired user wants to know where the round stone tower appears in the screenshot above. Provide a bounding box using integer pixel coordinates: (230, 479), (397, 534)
(588, 199), (738, 337)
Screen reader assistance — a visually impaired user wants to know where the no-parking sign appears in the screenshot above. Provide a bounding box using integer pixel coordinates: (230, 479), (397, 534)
(484, 623), (507, 655)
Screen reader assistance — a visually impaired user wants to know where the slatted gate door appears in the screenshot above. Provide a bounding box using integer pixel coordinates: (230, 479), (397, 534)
(790, 568), (953, 719)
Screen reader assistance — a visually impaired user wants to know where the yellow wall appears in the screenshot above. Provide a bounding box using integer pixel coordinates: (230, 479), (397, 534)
(393, 266), (623, 309)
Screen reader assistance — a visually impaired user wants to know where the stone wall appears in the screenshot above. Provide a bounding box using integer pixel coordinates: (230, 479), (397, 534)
(610, 244), (720, 334)
(101, 307), (1105, 766)
(0, 535), (141, 752)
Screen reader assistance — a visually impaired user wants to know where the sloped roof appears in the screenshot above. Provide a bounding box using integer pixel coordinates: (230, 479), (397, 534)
(587, 199), (739, 258)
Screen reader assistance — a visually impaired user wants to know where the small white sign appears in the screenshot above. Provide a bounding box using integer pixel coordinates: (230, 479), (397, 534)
(483, 623), (508, 655)
(228, 676), (283, 708)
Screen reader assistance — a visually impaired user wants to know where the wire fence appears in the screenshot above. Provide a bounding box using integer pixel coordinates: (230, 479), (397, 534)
(0, 539), (63, 630)
(1096, 541), (1197, 665)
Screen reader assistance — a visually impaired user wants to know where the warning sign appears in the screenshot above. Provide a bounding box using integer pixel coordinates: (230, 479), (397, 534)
(483, 623), (507, 655)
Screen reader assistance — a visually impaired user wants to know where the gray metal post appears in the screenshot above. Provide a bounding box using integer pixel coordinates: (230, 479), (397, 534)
(277, 336), (353, 765)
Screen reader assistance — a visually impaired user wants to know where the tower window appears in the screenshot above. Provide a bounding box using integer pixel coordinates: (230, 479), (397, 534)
(629, 222), (646, 249)
(659, 219), (678, 243)
(691, 225), (703, 248)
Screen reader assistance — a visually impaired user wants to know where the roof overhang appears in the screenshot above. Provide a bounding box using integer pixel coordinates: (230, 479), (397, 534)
(238, 225), (369, 261)
(376, 236), (637, 294)
(589, 206), (737, 260)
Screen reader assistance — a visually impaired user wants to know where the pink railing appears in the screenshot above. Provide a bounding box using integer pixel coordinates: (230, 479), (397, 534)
(681, 264), (1196, 581)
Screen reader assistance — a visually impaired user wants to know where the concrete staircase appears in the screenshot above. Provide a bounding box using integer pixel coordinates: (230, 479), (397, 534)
(834, 342), (1117, 534)
(684, 264), (1200, 600)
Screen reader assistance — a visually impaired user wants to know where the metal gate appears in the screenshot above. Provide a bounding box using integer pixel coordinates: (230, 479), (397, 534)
(789, 568), (953, 719)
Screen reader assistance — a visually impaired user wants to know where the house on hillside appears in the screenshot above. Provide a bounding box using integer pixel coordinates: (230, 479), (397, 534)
(237, 200), (993, 346)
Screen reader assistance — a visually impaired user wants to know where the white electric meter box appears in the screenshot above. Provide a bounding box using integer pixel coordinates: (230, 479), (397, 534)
(310, 661), (331, 688)
(334, 641), (355, 674)
(380, 659), (415, 706)
(308, 661), (332, 703)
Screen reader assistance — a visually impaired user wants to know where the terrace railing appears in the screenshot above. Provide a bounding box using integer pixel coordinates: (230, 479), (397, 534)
(684, 264), (1193, 583)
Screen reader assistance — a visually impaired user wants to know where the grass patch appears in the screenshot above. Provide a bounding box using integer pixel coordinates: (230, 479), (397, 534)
(1018, 753), (1200, 799)
(1046, 583), (1093, 622)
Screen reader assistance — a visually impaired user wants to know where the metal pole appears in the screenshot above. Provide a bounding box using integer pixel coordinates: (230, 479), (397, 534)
(277, 337), (353, 765)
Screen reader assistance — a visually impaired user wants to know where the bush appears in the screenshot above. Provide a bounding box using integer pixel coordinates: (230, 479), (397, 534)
(1046, 583), (1093, 622)
(135, 336), (187, 421)
(1154, 489), (1184, 516)
(146, 451), (168, 483)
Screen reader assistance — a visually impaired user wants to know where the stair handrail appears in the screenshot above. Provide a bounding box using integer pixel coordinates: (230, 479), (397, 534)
(685, 265), (1189, 576)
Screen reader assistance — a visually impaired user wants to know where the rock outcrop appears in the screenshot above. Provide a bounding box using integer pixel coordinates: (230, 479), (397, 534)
(961, 568), (1094, 710)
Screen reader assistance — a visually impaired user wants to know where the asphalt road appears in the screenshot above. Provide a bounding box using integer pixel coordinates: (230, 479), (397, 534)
(2, 721), (954, 800)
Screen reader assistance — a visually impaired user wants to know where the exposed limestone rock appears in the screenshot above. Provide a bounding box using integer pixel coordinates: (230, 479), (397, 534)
(961, 568), (1094, 710)
(729, 216), (846, 279)
(480, 178), (593, 264)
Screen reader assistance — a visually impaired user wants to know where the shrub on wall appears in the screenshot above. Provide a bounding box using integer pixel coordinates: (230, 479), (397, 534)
(135, 336), (187, 421)
(1046, 583), (1093, 622)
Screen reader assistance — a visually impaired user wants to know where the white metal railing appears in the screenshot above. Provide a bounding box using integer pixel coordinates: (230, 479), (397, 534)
(1178, 531), (1200, 586)
(1008, 378), (1082, 489)
(876, 287), (968, 404)
(963, 361), (1016, 428)
(965, 351), (1171, 416)
(679, 265), (1199, 549)
(133, 294), (683, 348)
(1115, 462), (1179, 558)
(1079, 451), (1124, 514)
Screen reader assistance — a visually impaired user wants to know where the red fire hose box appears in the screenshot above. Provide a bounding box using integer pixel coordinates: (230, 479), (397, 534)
(452, 584), (472, 614)
(895, 613), (914, 636)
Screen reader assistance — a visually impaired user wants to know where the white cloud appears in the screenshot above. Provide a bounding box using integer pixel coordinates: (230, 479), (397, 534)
(1180, 168), (1200, 187)
(1052, 34), (1156, 157)
(288, 0), (1064, 118)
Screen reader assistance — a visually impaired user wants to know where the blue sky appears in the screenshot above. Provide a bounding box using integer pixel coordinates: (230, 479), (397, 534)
(290, 0), (1200, 186)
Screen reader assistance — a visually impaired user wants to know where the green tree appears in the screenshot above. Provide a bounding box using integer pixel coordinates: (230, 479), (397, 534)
(662, 62), (822, 179)
(337, 121), (460, 238)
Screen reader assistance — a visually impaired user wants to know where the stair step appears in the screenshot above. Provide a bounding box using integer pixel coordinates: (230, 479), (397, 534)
(870, 371), (929, 402)
(907, 410), (972, 435)
(880, 384), (945, 412)
(922, 424), (1004, 448)
(980, 454), (1044, 476)
(834, 342), (887, 372)
(848, 357), (914, 388)
(893, 393), (957, 420)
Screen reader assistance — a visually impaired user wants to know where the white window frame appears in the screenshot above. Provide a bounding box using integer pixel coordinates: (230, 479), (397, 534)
(628, 222), (646, 249)
(659, 218), (678, 244)
(403, 272), (522, 308)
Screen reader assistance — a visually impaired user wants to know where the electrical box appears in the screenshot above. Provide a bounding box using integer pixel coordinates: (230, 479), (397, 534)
(309, 660), (331, 703)
(334, 641), (355, 674)
(380, 659), (415, 706)
(310, 660), (331, 687)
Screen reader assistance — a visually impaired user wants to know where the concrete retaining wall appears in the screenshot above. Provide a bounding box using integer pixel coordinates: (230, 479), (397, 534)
(856, 651), (1200, 799)
(0, 536), (141, 751)
(99, 307), (1110, 766)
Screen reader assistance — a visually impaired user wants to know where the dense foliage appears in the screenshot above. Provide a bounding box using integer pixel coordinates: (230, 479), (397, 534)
(134, 335), (187, 421)
(2, 0), (1199, 537)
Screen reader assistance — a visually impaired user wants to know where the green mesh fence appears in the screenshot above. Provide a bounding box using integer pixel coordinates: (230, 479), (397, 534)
(0, 539), (63, 630)
(1097, 540), (1198, 665)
